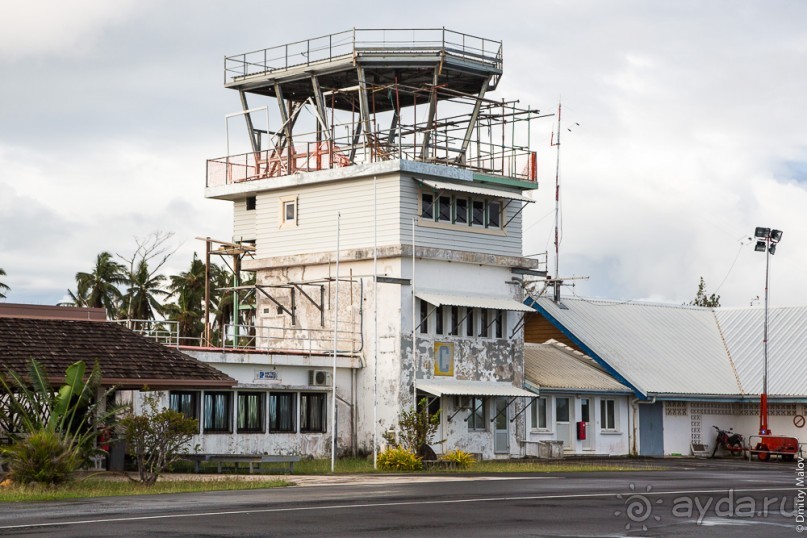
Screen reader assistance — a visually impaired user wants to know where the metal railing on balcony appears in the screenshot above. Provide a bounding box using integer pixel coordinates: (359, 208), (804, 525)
(114, 319), (182, 347)
(224, 28), (502, 83)
(222, 323), (361, 355)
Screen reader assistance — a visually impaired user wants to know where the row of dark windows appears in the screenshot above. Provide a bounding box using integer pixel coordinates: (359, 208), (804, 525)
(169, 391), (327, 434)
(421, 193), (502, 229)
(419, 301), (505, 339)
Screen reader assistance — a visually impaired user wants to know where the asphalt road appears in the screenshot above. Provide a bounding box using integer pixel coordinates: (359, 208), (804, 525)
(0, 459), (803, 537)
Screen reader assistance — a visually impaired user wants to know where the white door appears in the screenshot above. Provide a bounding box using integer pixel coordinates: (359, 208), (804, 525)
(493, 398), (509, 454)
(555, 397), (572, 450)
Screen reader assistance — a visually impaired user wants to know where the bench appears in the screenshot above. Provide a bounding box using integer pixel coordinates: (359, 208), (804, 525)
(185, 454), (301, 474)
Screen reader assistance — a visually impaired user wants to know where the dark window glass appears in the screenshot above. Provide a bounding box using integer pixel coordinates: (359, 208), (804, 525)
(203, 392), (232, 433)
(454, 198), (468, 224)
(300, 393), (327, 433)
(269, 392), (296, 433)
(450, 306), (459, 335)
(495, 310), (504, 338)
(438, 195), (451, 222)
(600, 399), (616, 430)
(419, 300), (429, 334)
(435, 305), (444, 335)
(472, 200), (485, 226)
(468, 397), (486, 430)
(246, 196), (256, 211)
(284, 201), (296, 222)
(487, 200), (501, 228)
(479, 309), (489, 337)
(556, 397), (570, 423)
(422, 193), (434, 220)
(237, 392), (265, 433)
(466, 309), (475, 337)
(169, 391), (198, 420)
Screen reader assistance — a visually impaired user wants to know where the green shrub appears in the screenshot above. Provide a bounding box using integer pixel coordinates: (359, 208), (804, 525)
(378, 447), (422, 472)
(439, 449), (476, 469)
(3, 430), (82, 485)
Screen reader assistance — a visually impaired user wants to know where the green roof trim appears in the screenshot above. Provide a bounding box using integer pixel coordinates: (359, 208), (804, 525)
(472, 173), (539, 190)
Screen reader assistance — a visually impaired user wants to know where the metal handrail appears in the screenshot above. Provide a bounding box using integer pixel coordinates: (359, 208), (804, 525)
(223, 323), (361, 355)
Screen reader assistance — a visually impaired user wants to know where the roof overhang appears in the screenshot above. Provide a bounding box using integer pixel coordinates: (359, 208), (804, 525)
(416, 178), (534, 203)
(417, 379), (535, 398)
(417, 291), (535, 313)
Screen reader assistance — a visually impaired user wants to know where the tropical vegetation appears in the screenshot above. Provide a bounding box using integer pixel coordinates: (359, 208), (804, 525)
(0, 267), (9, 299)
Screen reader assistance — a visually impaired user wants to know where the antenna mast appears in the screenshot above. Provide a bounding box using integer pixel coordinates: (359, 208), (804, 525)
(551, 101), (562, 302)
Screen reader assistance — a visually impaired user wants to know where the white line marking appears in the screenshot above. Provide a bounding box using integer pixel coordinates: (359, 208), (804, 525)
(0, 486), (799, 530)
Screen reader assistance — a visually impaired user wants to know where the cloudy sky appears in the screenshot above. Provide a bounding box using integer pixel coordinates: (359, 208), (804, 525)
(1, 0), (805, 308)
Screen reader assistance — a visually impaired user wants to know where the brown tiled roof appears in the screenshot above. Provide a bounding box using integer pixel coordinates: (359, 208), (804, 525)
(0, 318), (234, 389)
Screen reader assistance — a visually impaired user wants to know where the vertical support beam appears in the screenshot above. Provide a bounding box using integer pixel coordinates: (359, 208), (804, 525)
(204, 237), (211, 346)
(419, 68), (440, 160)
(310, 75), (331, 139)
(239, 91), (260, 156)
(455, 75), (491, 165)
(274, 83), (294, 173)
(355, 66), (373, 161)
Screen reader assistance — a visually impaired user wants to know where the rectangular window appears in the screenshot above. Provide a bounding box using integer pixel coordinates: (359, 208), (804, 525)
(479, 309), (489, 338)
(300, 393), (327, 433)
(487, 200), (501, 228)
(284, 200), (296, 222)
(466, 308), (475, 337)
(454, 198), (468, 224)
(600, 399), (617, 430)
(449, 306), (459, 336)
(556, 397), (570, 423)
(203, 392), (232, 433)
(494, 310), (504, 339)
(422, 193), (434, 220)
(246, 196), (256, 211)
(435, 305), (444, 335)
(468, 397), (486, 431)
(531, 397), (548, 430)
(438, 195), (451, 222)
(237, 392), (265, 433)
(419, 300), (429, 334)
(472, 200), (485, 226)
(169, 391), (198, 420)
(269, 392), (296, 433)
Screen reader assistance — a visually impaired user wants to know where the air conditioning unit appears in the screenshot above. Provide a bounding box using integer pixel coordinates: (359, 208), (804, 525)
(309, 369), (331, 386)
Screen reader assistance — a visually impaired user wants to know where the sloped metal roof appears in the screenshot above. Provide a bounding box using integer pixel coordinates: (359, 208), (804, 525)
(417, 291), (536, 312)
(715, 306), (807, 397)
(417, 379), (535, 398)
(527, 297), (742, 396)
(524, 342), (633, 393)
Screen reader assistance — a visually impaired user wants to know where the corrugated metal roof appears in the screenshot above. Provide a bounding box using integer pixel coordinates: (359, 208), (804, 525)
(418, 179), (534, 202)
(524, 342), (633, 393)
(417, 291), (536, 312)
(528, 297), (742, 396)
(716, 306), (807, 397)
(417, 379), (535, 398)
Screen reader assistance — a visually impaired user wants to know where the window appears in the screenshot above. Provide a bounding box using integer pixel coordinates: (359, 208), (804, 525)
(479, 309), (489, 338)
(280, 196), (297, 227)
(449, 306), (459, 336)
(435, 305), (444, 335)
(169, 391), (199, 420)
(556, 397), (570, 423)
(419, 300), (429, 334)
(438, 195), (451, 222)
(494, 310), (504, 339)
(468, 397), (486, 431)
(466, 308), (475, 337)
(246, 196), (256, 211)
(237, 392), (265, 433)
(203, 392), (232, 433)
(300, 393), (327, 433)
(454, 198), (468, 224)
(421, 193), (434, 220)
(600, 399), (617, 430)
(530, 397), (548, 430)
(472, 200), (485, 226)
(487, 200), (501, 228)
(269, 392), (296, 433)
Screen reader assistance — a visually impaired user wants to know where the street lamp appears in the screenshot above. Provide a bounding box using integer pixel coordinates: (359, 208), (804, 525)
(753, 226), (783, 436)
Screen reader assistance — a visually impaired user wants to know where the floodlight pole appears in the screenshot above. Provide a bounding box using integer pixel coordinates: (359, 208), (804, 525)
(760, 238), (770, 436)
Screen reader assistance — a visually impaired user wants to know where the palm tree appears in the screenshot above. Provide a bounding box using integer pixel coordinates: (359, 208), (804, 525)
(74, 252), (127, 317)
(165, 254), (206, 345)
(0, 267), (9, 299)
(122, 260), (168, 324)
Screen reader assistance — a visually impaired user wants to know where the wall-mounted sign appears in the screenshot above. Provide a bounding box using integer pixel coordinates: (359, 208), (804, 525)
(433, 342), (454, 377)
(255, 369), (280, 382)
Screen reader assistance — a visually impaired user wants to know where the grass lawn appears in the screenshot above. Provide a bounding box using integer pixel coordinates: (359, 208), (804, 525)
(0, 476), (292, 503)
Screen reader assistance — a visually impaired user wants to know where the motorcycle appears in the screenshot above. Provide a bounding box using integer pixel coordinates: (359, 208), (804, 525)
(711, 425), (745, 457)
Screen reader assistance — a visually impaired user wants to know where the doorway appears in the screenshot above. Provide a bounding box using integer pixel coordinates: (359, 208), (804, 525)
(580, 398), (593, 451)
(493, 398), (509, 454)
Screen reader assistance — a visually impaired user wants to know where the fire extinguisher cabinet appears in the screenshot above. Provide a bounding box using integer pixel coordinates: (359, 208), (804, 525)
(576, 421), (587, 440)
